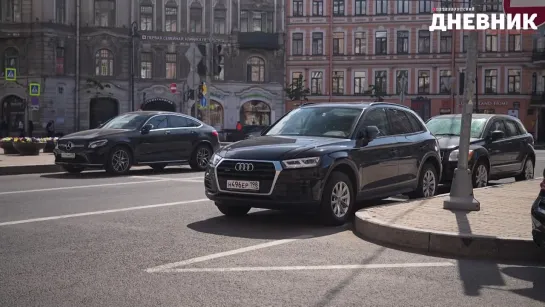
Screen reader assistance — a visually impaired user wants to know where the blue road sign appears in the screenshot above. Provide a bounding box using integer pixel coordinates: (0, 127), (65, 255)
(5, 68), (16, 81)
(200, 96), (207, 107)
(31, 97), (39, 105)
(29, 83), (40, 96)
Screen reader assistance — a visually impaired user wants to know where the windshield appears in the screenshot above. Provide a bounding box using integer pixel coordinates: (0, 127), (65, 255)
(426, 117), (488, 138)
(100, 113), (149, 130)
(265, 107), (362, 138)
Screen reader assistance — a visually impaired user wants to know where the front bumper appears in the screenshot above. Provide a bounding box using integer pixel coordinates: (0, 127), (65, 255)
(531, 196), (545, 247)
(53, 147), (110, 168)
(204, 161), (325, 209)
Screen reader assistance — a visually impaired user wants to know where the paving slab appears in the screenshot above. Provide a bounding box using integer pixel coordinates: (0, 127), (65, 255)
(355, 179), (545, 261)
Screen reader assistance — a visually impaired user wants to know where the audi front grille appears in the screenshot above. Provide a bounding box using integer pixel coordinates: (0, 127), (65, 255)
(215, 160), (277, 194)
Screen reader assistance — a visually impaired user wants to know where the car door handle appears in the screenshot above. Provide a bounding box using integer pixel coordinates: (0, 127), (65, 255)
(164, 131), (171, 135)
(390, 149), (398, 155)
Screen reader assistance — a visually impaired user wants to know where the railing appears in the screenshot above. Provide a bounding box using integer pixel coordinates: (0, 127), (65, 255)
(531, 91), (545, 105)
(532, 49), (545, 62)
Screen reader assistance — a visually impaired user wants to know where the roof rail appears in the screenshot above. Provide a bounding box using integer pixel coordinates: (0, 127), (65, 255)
(299, 102), (317, 106)
(369, 102), (410, 109)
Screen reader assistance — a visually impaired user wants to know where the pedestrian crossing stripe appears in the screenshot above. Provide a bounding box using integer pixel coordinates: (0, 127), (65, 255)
(5, 68), (16, 81)
(29, 83), (40, 96)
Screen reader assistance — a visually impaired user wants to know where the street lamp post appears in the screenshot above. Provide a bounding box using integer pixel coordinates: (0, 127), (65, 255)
(130, 21), (138, 111)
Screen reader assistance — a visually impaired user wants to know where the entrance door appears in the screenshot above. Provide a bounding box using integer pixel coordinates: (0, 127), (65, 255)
(90, 98), (119, 129)
(410, 98), (431, 122)
(141, 99), (176, 112)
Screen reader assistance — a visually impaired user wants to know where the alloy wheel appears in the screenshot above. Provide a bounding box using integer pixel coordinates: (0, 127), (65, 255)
(196, 147), (210, 168)
(330, 181), (350, 218)
(525, 160), (534, 180)
(112, 149), (129, 173)
(422, 170), (436, 197)
(474, 164), (488, 188)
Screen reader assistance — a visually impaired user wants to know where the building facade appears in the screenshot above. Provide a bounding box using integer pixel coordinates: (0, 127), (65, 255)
(0, 0), (285, 135)
(285, 0), (541, 134)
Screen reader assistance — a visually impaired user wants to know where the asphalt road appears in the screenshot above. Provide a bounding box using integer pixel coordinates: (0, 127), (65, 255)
(1, 154), (545, 307)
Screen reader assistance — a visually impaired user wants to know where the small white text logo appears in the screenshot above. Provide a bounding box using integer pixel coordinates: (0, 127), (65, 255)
(429, 13), (538, 31)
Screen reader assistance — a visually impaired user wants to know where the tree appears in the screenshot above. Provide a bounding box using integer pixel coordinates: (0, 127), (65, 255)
(84, 78), (112, 97)
(284, 76), (310, 103)
(365, 84), (386, 102)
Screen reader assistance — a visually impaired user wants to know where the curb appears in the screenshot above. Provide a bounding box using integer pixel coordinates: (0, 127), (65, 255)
(354, 210), (545, 261)
(0, 164), (62, 176)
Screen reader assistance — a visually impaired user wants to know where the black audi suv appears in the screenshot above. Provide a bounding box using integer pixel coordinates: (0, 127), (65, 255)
(426, 114), (535, 188)
(54, 111), (220, 175)
(204, 102), (442, 226)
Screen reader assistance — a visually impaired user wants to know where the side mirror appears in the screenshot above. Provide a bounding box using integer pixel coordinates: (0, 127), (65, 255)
(489, 130), (504, 141)
(365, 126), (380, 141)
(141, 124), (152, 134)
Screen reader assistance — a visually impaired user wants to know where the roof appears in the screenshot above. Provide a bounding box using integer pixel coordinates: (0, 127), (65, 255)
(300, 102), (409, 109)
(431, 113), (508, 120)
(126, 111), (182, 116)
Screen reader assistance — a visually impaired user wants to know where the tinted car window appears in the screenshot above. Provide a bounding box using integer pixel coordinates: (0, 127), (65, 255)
(387, 108), (414, 135)
(406, 112), (425, 132)
(504, 120), (520, 137)
(362, 108), (390, 136)
(167, 115), (189, 128)
(186, 118), (201, 127)
(101, 113), (149, 130)
(147, 115), (168, 129)
(487, 120), (507, 137)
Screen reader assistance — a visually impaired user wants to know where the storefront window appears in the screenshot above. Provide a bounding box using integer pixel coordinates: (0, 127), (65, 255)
(240, 100), (271, 125)
(191, 101), (223, 128)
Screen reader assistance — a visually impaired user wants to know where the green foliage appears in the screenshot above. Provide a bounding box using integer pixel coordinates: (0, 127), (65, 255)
(364, 84), (386, 102)
(284, 76), (310, 102)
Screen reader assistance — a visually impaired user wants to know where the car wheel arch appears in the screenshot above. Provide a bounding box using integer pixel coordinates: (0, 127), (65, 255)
(110, 142), (134, 160)
(417, 153), (441, 182)
(320, 159), (359, 199)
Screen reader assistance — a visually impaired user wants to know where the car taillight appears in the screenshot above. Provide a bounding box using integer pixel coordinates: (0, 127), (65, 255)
(211, 130), (218, 137)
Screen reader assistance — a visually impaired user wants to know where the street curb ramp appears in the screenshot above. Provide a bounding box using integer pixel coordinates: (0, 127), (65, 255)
(354, 211), (545, 262)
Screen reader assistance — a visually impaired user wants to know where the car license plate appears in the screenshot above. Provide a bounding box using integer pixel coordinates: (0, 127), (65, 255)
(226, 180), (259, 191)
(61, 153), (75, 159)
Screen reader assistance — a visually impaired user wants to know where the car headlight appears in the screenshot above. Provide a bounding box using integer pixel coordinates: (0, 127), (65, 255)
(88, 139), (108, 148)
(448, 149), (473, 161)
(281, 157), (320, 169)
(210, 153), (222, 166)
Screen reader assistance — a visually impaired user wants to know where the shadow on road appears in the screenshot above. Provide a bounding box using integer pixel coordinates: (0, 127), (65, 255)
(40, 166), (201, 179)
(501, 267), (545, 303)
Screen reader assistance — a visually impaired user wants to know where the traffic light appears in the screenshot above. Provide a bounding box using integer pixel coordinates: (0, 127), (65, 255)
(212, 44), (223, 76)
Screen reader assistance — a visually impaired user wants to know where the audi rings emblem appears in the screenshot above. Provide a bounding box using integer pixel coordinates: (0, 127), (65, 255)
(235, 163), (254, 171)
(65, 142), (73, 150)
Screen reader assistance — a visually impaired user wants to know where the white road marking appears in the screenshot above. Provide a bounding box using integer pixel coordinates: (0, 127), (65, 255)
(0, 179), (173, 196)
(161, 262), (456, 273)
(0, 198), (209, 226)
(146, 236), (312, 273)
(130, 175), (203, 181)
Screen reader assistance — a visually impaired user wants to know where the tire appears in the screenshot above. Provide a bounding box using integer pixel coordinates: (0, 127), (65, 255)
(319, 171), (355, 226)
(408, 162), (438, 199)
(105, 145), (132, 175)
(150, 163), (167, 171)
(472, 159), (489, 188)
(189, 144), (212, 171)
(62, 165), (84, 174)
(216, 203), (251, 217)
(515, 157), (534, 181)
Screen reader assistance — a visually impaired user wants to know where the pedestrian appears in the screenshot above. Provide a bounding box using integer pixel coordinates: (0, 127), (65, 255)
(28, 120), (34, 137)
(18, 119), (24, 137)
(46, 120), (55, 137)
(236, 121), (242, 131)
(0, 118), (6, 137)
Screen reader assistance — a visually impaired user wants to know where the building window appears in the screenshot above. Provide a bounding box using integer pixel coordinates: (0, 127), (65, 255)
(189, 4), (202, 33)
(484, 69), (497, 93)
(483, 0), (499, 11)
(140, 52), (152, 79)
(94, 0), (115, 26)
(375, 0), (387, 14)
(354, 71), (367, 95)
(508, 69), (521, 93)
(375, 31), (387, 55)
(397, 0), (409, 13)
(508, 34), (521, 51)
(333, 32), (345, 55)
(95, 49), (114, 76)
(56, 47), (65, 75)
(247, 57), (265, 82)
(418, 70), (430, 94)
(354, 32), (366, 55)
(374, 71), (387, 94)
(355, 0), (366, 15)
(249, 11), (272, 32)
(312, 0), (324, 16)
(418, 30), (430, 53)
(166, 53), (177, 79)
(440, 31), (452, 53)
(332, 71), (344, 95)
(396, 70), (408, 94)
(240, 11), (249, 32)
(140, 1), (153, 31)
(292, 33), (303, 55)
(462, 0), (472, 7)
(165, 1), (178, 32)
(4, 47), (18, 70)
(214, 7), (226, 34)
(291, 72), (303, 85)
(333, 0), (345, 16)
(397, 31), (409, 54)
(485, 33), (498, 52)
(56, 0), (66, 23)
(293, 0), (303, 16)
(463, 35), (468, 52)
(311, 71), (323, 94)
(439, 70), (452, 94)
(419, 0), (431, 13)
(2, 0), (22, 22)
(312, 32), (323, 55)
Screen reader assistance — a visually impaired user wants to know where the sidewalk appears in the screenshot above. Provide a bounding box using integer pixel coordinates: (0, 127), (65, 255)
(355, 180), (545, 261)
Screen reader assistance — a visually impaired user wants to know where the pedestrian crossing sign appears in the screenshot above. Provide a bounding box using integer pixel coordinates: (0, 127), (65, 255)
(5, 68), (16, 81)
(29, 83), (40, 96)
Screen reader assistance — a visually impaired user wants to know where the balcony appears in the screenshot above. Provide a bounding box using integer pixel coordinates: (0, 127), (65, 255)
(237, 32), (280, 50)
(530, 91), (545, 106)
(532, 48), (545, 64)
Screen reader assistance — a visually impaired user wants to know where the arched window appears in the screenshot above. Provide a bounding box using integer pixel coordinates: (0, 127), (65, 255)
(240, 100), (271, 125)
(95, 49), (114, 76)
(165, 0), (178, 32)
(140, 0), (153, 31)
(213, 3), (226, 34)
(191, 101), (224, 128)
(189, 2), (202, 33)
(246, 56), (265, 82)
(4, 47), (18, 70)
